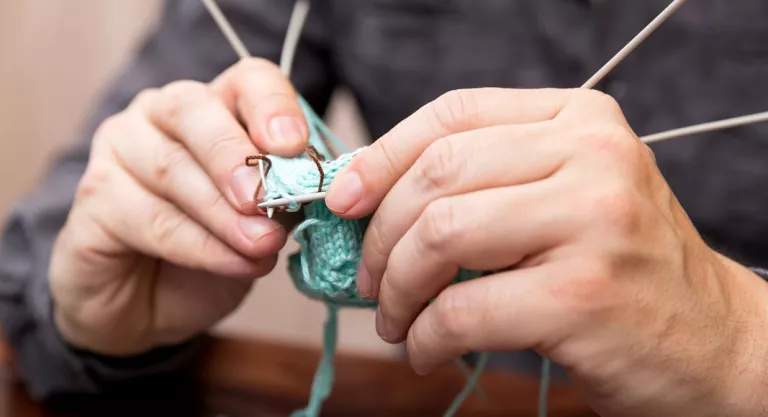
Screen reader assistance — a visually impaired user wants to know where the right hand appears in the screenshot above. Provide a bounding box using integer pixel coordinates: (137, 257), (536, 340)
(50, 58), (306, 356)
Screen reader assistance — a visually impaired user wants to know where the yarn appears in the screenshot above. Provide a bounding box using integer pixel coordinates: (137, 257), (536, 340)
(539, 358), (552, 417)
(253, 95), (502, 416)
(291, 304), (339, 417)
(201, 0), (554, 413)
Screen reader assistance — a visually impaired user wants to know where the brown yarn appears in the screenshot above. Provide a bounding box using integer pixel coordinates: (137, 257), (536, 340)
(243, 146), (326, 211)
(304, 145), (325, 193)
(245, 155), (272, 207)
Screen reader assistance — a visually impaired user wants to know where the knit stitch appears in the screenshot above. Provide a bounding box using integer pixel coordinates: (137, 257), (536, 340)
(258, 95), (495, 417)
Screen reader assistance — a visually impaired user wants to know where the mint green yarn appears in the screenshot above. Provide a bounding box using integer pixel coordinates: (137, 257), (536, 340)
(263, 95), (533, 416)
(539, 358), (552, 417)
(291, 304), (339, 417)
(444, 352), (491, 417)
(290, 202), (376, 308)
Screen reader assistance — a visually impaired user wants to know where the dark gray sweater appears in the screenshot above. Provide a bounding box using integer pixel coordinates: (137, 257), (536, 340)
(2, 0), (768, 403)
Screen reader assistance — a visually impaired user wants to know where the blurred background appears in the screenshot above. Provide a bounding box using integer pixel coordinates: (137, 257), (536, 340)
(0, 1), (400, 359)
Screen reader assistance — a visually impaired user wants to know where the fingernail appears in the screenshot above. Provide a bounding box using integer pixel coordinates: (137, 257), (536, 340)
(239, 216), (277, 242)
(356, 262), (372, 299)
(231, 165), (261, 208)
(268, 116), (305, 145)
(327, 171), (363, 214)
(375, 306), (392, 342)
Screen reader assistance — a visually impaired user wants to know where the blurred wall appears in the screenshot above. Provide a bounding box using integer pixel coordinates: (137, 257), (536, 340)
(0, 1), (398, 358)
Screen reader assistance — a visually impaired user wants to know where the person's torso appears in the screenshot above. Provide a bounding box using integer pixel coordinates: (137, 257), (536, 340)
(327, 0), (768, 266)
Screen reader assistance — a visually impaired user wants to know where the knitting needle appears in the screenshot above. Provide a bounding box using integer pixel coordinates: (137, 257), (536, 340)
(258, 0), (689, 210)
(258, 191), (326, 209)
(203, 0), (276, 217)
(256, 110), (768, 210)
(582, 0), (688, 88)
(642, 110), (768, 144)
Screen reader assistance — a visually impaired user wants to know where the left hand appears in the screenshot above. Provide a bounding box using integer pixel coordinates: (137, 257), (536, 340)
(325, 88), (768, 416)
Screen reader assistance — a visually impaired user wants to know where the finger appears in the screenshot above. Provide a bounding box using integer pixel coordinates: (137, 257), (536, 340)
(108, 115), (287, 260)
(405, 263), (575, 375)
(359, 122), (569, 298)
(377, 181), (576, 343)
(326, 88), (576, 218)
(143, 83), (264, 212)
(211, 58), (308, 157)
(84, 161), (273, 279)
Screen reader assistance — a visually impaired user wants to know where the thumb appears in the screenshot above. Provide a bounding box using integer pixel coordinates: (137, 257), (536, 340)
(212, 58), (309, 157)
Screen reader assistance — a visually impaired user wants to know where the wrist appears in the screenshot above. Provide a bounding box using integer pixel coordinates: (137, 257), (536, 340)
(714, 255), (768, 414)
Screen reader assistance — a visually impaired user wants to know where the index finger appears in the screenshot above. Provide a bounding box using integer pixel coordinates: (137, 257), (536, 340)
(324, 88), (574, 219)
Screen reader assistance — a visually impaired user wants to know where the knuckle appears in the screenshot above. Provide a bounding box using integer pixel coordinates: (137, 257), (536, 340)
(149, 207), (186, 248)
(235, 57), (280, 76)
(76, 163), (111, 202)
(379, 274), (408, 308)
(207, 192), (229, 216)
(157, 80), (211, 121)
(591, 182), (642, 235)
(163, 79), (209, 95)
(430, 89), (478, 134)
(93, 114), (124, 145)
(576, 124), (637, 159)
(418, 199), (460, 251)
(64, 216), (113, 270)
(364, 217), (391, 262)
(572, 89), (621, 113)
(131, 88), (160, 108)
(370, 139), (404, 178)
(431, 287), (472, 342)
(550, 258), (616, 311)
(414, 139), (460, 193)
(195, 229), (218, 263)
(153, 142), (189, 187)
(201, 130), (245, 165)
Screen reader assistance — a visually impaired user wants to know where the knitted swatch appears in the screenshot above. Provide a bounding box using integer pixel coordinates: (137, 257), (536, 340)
(257, 97), (495, 417)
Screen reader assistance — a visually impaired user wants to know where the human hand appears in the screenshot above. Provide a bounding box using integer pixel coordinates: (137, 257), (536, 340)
(325, 88), (768, 416)
(50, 58), (306, 356)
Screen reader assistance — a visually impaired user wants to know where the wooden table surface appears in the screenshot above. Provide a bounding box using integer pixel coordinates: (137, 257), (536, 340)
(0, 337), (598, 417)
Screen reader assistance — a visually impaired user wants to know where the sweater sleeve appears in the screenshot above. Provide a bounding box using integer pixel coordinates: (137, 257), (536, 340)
(0, 0), (336, 401)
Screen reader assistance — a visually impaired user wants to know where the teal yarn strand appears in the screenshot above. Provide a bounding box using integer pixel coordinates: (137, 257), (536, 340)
(263, 95), (530, 416)
(539, 357), (552, 417)
(443, 352), (491, 417)
(291, 305), (339, 417)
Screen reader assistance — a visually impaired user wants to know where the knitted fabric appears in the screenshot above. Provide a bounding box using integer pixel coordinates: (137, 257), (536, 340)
(259, 96), (496, 417)
(263, 97), (484, 308)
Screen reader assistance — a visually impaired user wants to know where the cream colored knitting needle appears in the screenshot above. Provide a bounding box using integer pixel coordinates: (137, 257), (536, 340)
(258, 192), (326, 209)
(582, 0), (688, 88)
(259, 0), (690, 210)
(642, 111), (768, 144)
(281, 0), (310, 77)
(202, 0), (275, 217)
